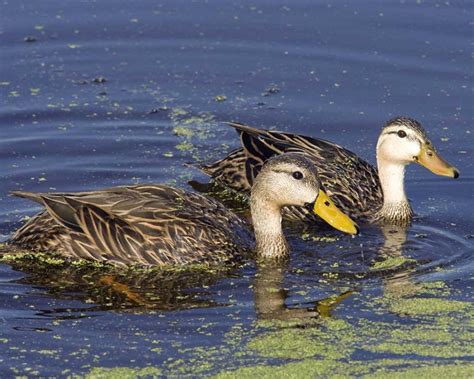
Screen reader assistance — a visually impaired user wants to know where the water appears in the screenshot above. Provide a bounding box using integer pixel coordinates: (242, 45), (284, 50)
(1, 0), (473, 377)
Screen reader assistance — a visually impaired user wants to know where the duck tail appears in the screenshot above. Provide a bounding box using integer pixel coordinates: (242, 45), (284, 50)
(226, 121), (269, 136)
(10, 190), (44, 204)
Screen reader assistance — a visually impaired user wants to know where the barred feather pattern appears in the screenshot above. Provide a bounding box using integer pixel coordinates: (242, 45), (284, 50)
(199, 122), (383, 222)
(8, 185), (254, 267)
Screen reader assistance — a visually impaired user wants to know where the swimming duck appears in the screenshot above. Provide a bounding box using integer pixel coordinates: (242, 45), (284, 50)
(7, 154), (358, 267)
(197, 117), (459, 226)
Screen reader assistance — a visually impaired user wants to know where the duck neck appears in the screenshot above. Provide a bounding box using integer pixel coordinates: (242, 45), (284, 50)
(376, 157), (413, 224)
(250, 194), (289, 259)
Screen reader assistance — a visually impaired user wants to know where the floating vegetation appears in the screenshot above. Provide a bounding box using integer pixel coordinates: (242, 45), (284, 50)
(81, 276), (474, 378)
(371, 255), (417, 271)
(388, 297), (471, 316)
(86, 366), (162, 379)
(300, 231), (339, 243)
(214, 95), (227, 102)
(173, 126), (194, 138)
(166, 105), (219, 161)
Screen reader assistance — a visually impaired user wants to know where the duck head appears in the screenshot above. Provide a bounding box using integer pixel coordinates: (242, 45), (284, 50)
(251, 153), (359, 235)
(376, 117), (459, 178)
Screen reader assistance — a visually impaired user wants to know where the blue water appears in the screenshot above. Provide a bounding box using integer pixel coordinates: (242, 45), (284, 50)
(0, 1), (473, 377)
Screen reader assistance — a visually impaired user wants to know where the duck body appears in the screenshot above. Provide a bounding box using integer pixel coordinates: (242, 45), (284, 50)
(198, 117), (459, 226)
(7, 154), (358, 267)
(200, 123), (383, 222)
(9, 185), (253, 267)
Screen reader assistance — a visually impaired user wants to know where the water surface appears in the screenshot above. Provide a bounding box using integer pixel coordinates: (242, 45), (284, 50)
(0, 0), (473, 377)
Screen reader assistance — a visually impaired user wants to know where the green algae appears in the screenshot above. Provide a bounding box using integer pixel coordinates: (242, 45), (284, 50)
(172, 126), (194, 138)
(369, 363), (474, 379)
(371, 255), (416, 271)
(0, 248), (234, 276)
(248, 319), (355, 361)
(365, 323), (473, 358)
(213, 360), (341, 379)
(86, 366), (161, 379)
(175, 141), (194, 152)
(211, 283), (474, 378)
(214, 95), (227, 102)
(389, 297), (472, 316)
(247, 329), (324, 360)
(214, 360), (474, 379)
(300, 231), (339, 243)
(0, 251), (107, 270)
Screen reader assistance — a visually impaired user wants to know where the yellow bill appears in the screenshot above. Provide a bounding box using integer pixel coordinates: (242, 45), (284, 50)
(417, 143), (459, 179)
(313, 190), (359, 235)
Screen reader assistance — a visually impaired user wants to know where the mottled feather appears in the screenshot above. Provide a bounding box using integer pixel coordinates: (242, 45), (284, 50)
(198, 122), (383, 221)
(9, 185), (254, 267)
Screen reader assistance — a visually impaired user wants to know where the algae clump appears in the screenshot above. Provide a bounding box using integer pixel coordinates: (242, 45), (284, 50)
(389, 297), (471, 316)
(86, 366), (161, 379)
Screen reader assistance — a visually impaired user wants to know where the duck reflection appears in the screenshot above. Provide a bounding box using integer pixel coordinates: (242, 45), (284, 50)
(2, 253), (351, 324)
(376, 224), (422, 299)
(4, 259), (235, 313)
(254, 261), (352, 322)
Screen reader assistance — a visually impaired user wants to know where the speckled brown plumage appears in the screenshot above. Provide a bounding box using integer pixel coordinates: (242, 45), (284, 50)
(8, 185), (253, 267)
(199, 122), (383, 222)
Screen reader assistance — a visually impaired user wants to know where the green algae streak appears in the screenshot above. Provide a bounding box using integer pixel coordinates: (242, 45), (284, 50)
(389, 297), (471, 316)
(214, 362), (474, 379)
(86, 366), (161, 379)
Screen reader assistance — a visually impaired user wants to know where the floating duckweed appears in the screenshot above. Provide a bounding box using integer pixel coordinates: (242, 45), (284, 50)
(389, 297), (472, 316)
(175, 141), (194, 152)
(301, 232), (338, 243)
(86, 366), (161, 379)
(247, 329), (323, 360)
(248, 319), (354, 361)
(213, 360), (340, 379)
(366, 324), (473, 358)
(214, 358), (467, 379)
(371, 256), (416, 270)
(369, 363), (474, 378)
(173, 126), (194, 138)
(0, 252), (67, 267)
(214, 95), (227, 102)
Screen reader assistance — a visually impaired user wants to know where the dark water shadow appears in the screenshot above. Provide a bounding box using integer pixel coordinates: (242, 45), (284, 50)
(1, 249), (355, 327)
(2, 258), (239, 314)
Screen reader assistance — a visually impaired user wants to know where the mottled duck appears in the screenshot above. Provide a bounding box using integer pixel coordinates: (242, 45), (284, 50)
(198, 117), (459, 226)
(6, 154), (358, 267)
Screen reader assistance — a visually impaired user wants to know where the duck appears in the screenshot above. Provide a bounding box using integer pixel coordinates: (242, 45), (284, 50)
(197, 117), (459, 226)
(6, 154), (358, 267)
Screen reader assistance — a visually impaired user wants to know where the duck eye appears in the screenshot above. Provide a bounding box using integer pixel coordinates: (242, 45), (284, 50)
(292, 171), (303, 180)
(397, 130), (407, 138)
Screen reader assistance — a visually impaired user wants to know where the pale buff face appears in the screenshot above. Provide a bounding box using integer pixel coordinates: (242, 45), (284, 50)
(253, 154), (321, 208)
(376, 124), (425, 165)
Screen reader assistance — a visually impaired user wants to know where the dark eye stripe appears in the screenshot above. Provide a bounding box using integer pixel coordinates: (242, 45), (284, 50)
(386, 130), (423, 143)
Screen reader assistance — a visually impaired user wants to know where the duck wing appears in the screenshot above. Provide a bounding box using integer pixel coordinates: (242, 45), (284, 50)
(10, 185), (252, 266)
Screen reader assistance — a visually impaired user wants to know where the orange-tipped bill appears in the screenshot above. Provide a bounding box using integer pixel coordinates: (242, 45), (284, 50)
(417, 144), (459, 178)
(313, 190), (359, 235)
